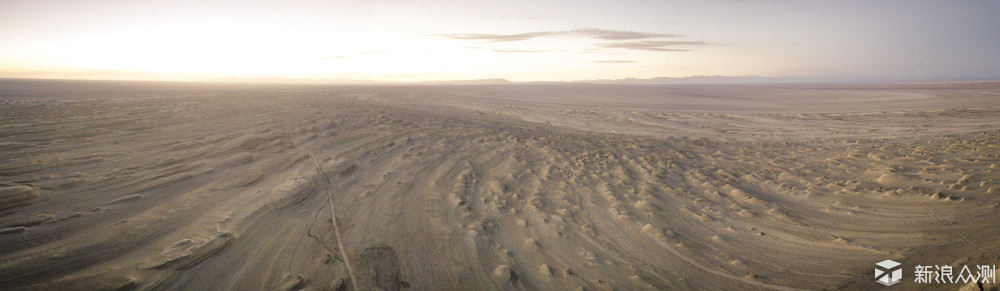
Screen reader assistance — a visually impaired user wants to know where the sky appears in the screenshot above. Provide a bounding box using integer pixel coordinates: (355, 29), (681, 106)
(1, 0), (998, 82)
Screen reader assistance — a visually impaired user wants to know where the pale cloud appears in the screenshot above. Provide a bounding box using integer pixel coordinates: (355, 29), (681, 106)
(592, 60), (636, 63)
(491, 48), (551, 53)
(600, 41), (711, 51)
(436, 27), (678, 42)
(572, 28), (680, 40)
(436, 31), (560, 42)
(438, 28), (708, 53)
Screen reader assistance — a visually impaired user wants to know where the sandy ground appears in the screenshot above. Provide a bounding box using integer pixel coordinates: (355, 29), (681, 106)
(1, 79), (999, 290)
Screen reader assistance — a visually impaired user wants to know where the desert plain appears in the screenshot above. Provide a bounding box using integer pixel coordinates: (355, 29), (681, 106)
(1, 79), (999, 290)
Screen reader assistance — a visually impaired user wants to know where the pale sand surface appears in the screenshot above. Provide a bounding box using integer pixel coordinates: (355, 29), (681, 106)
(1, 79), (999, 290)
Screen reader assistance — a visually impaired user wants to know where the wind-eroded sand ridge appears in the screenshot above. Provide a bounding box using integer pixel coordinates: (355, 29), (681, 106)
(1, 80), (999, 290)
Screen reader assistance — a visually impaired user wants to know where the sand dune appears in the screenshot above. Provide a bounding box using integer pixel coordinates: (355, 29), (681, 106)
(1, 79), (999, 290)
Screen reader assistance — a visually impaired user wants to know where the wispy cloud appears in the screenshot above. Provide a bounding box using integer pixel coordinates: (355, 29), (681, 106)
(593, 60), (636, 63)
(600, 41), (711, 51)
(436, 28), (678, 42)
(572, 28), (679, 40)
(491, 48), (551, 53)
(437, 31), (560, 42)
(438, 28), (709, 53)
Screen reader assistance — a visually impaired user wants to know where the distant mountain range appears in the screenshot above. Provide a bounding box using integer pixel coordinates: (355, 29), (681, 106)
(414, 76), (775, 85)
(416, 75), (1000, 85)
(137, 75), (932, 85)
(416, 78), (515, 85)
(199, 77), (397, 84)
(577, 75), (775, 85)
(10, 74), (992, 85)
(201, 76), (788, 85)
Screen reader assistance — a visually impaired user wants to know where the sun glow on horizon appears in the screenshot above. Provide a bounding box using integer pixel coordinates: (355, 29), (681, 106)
(1, 1), (998, 82)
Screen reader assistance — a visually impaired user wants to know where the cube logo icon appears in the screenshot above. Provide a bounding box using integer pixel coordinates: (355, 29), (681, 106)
(875, 260), (902, 286)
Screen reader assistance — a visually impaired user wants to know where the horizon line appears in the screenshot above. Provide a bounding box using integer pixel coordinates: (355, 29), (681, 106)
(3, 75), (1000, 86)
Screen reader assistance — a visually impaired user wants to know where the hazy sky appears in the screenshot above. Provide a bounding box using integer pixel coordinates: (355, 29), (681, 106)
(1, 0), (998, 82)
